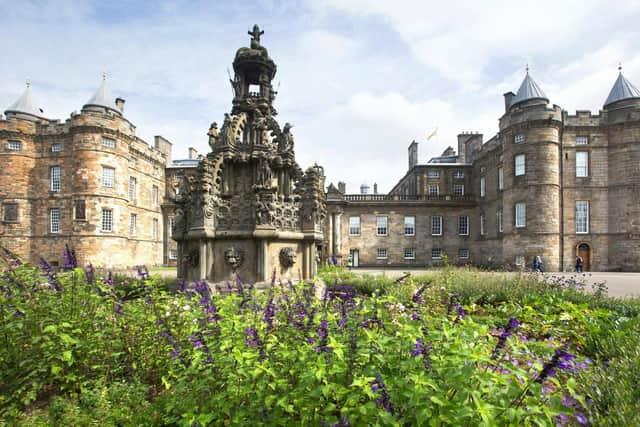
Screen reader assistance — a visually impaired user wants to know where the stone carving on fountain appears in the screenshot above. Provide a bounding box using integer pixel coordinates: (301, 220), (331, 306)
(173, 25), (325, 285)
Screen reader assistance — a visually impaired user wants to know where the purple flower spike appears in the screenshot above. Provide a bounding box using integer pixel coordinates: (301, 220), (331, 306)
(575, 412), (588, 425)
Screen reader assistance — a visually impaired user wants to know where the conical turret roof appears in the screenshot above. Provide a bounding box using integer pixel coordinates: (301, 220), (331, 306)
(510, 70), (549, 108)
(83, 75), (119, 113)
(4, 82), (46, 119)
(604, 69), (640, 107)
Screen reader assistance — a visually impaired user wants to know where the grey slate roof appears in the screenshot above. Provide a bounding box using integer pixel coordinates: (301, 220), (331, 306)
(84, 77), (119, 112)
(604, 72), (640, 107)
(510, 71), (549, 108)
(5, 83), (46, 118)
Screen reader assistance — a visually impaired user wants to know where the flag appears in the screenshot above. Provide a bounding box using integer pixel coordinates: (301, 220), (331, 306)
(426, 128), (438, 141)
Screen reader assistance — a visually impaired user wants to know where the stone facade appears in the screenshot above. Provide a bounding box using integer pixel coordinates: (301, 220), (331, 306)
(326, 71), (640, 272)
(0, 82), (179, 268)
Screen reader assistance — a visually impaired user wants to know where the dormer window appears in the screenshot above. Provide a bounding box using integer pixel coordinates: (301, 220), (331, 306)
(7, 140), (22, 151)
(514, 134), (525, 144)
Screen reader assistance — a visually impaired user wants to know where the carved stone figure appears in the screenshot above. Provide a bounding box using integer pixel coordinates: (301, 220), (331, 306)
(280, 123), (295, 152)
(207, 122), (218, 150)
(224, 247), (244, 271)
(257, 160), (272, 187)
(248, 24), (264, 49)
(279, 247), (297, 269)
(220, 113), (234, 145)
(255, 195), (273, 225)
(183, 249), (199, 268)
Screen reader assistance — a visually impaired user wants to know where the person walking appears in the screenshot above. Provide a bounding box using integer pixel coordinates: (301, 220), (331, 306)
(575, 255), (584, 273)
(533, 256), (544, 272)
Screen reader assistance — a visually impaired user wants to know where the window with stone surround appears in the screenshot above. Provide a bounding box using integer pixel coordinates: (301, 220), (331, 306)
(102, 136), (116, 148)
(404, 247), (415, 260)
(74, 200), (86, 220)
(130, 213), (137, 236)
(51, 143), (62, 153)
(428, 184), (439, 196)
(101, 209), (113, 232)
(7, 140), (22, 151)
(458, 216), (469, 235)
(427, 169), (439, 178)
(576, 201), (589, 234)
(152, 218), (159, 241)
(515, 203), (526, 228)
(431, 215), (443, 236)
(480, 213), (486, 235)
(50, 166), (61, 192)
(453, 184), (465, 196)
(576, 152), (589, 177)
(169, 216), (175, 234)
(497, 208), (503, 233)
(454, 171), (464, 179)
(376, 216), (388, 236)
(50, 208), (60, 233)
(514, 134), (525, 144)
(431, 248), (442, 259)
(515, 255), (525, 266)
(480, 176), (486, 197)
(376, 248), (388, 259)
(102, 167), (115, 188)
(169, 249), (178, 260)
(514, 154), (525, 176)
(349, 216), (360, 236)
(129, 177), (137, 203)
(152, 185), (159, 207)
(576, 136), (588, 145)
(3, 203), (18, 222)
(459, 248), (470, 259)
(404, 216), (415, 236)
(498, 167), (504, 190)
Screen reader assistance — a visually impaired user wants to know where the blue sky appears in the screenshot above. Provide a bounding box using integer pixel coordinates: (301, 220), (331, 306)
(2, 0), (639, 192)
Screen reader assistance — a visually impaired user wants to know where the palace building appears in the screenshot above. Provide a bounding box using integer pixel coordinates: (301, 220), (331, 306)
(326, 68), (640, 272)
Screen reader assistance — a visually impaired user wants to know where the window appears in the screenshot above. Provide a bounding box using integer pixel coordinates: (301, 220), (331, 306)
(51, 143), (62, 152)
(576, 152), (589, 177)
(515, 203), (526, 228)
(431, 248), (442, 259)
(50, 166), (61, 192)
(7, 140), (22, 151)
(50, 208), (60, 233)
(404, 247), (416, 260)
(169, 249), (178, 260)
(102, 137), (116, 148)
(458, 216), (469, 235)
(498, 167), (504, 191)
(102, 167), (115, 188)
(130, 213), (137, 236)
(514, 154), (525, 176)
(515, 255), (525, 266)
(576, 201), (589, 234)
(129, 177), (137, 203)
(404, 216), (415, 236)
(514, 134), (525, 144)
(427, 169), (439, 178)
(576, 136), (588, 145)
(480, 214), (486, 236)
(101, 209), (113, 232)
(152, 218), (159, 241)
(454, 171), (464, 179)
(497, 209), (503, 233)
(153, 165), (160, 177)
(348, 216), (361, 236)
(129, 156), (137, 166)
(169, 216), (175, 233)
(459, 248), (470, 259)
(74, 200), (86, 220)
(3, 203), (18, 222)
(453, 184), (465, 196)
(480, 176), (486, 197)
(376, 248), (388, 259)
(431, 215), (443, 236)
(428, 184), (439, 196)
(376, 216), (388, 236)
(152, 185), (159, 207)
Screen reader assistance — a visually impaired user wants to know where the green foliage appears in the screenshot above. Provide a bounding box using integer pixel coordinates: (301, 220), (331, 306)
(1, 257), (638, 426)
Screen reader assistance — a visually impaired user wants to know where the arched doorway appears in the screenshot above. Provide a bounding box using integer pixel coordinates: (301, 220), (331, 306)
(576, 243), (591, 271)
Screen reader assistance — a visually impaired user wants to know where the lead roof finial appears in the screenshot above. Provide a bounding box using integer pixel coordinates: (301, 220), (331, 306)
(248, 24), (264, 47)
(102, 72), (107, 81)
(26, 79), (31, 88)
(526, 63), (529, 74)
(618, 62), (622, 72)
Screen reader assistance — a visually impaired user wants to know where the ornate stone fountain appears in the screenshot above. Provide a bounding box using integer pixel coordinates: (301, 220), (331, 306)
(173, 25), (326, 285)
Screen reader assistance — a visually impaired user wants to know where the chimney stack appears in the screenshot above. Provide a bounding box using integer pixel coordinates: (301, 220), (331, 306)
(338, 181), (346, 194)
(188, 147), (198, 159)
(115, 97), (125, 113)
(373, 183), (378, 194)
(503, 92), (515, 112)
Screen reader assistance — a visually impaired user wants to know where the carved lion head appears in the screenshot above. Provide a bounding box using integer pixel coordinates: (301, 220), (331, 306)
(279, 247), (297, 269)
(224, 247), (244, 271)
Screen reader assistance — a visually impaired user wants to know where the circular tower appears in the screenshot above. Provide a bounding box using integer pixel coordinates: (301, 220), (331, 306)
(499, 70), (562, 270)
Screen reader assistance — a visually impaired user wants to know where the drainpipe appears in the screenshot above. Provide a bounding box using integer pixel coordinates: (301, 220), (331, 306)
(559, 114), (565, 271)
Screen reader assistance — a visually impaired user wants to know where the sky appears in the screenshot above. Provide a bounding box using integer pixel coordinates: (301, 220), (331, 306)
(2, 0), (640, 193)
